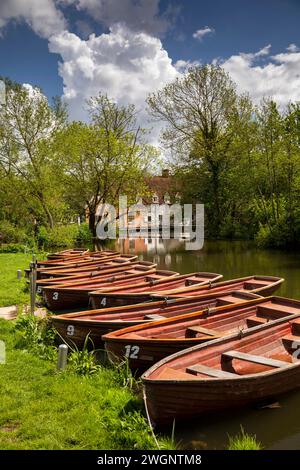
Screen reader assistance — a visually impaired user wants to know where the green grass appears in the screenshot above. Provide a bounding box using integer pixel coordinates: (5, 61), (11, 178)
(228, 427), (263, 450)
(0, 320), (168, 450)
(0, 253), (33, 307)
(0, 253), (174, 450)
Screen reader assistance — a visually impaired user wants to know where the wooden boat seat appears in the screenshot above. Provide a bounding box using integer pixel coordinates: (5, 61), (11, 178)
(258, 304), (300, 318)
(186, 364), (237, 378)
(246, 316), (269, 328)
(156, 367), (199, 380)
(244, 280), (268, 290)
(144, 314), (166, 320)
(186, 325), (221, 338)
(282, 334), (300, 348)
(222, 350), (289, 368)
(217, 295), (246, 305)
(291, 319), (300, 334)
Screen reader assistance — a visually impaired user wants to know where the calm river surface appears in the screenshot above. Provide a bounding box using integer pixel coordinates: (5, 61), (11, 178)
(115, 238), (300, 450)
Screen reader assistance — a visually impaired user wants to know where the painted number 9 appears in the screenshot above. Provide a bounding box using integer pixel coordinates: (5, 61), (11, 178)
(67, 325), (75, 336)
(124, 345), (140, 359)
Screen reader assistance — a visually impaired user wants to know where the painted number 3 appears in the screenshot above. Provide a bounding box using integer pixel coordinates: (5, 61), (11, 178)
(124, 345), (140, 359)
(53, 292), (59, 300)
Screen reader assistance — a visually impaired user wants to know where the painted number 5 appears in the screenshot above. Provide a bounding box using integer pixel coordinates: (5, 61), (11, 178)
(124, 345), (140, 359)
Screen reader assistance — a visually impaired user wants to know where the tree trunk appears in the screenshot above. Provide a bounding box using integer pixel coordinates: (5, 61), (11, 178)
(89, 210), (97, 237)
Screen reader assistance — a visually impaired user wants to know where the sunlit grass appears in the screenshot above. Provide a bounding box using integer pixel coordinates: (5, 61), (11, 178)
(228, 426), (263, 450)
(0, 253), (33, 307)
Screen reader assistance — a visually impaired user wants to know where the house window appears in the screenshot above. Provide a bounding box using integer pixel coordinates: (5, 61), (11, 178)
(152, 193), (159, 204)
(164, 192), (170, 204)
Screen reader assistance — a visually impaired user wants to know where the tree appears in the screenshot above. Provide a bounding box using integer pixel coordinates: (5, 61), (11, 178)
(0, 83), (67, 228)
(148, 65), (253, 235)
(54, 94), (157, 237)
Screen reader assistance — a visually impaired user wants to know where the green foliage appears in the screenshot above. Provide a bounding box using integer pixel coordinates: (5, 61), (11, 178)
(37, 224), (80, 248)
(76, 223), (93, 246)
(0, 221), (28, 244)
(110, 359), (139, 390)
(66, 335), (101, 376)
(228, 427), (263, 450)
(15, 314), (57, 361)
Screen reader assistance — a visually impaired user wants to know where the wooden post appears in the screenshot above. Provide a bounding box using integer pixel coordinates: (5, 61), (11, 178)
(29, 255), (37, 315)
(17, 269), (22, 280)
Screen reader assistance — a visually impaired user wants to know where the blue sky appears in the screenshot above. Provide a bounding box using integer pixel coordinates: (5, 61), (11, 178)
(1, 0), (300, 126)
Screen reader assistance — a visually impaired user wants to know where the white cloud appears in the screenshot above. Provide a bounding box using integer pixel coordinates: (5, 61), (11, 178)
(49, 24), (178, 141)
(287, 43), (299, 53)
(222, 45), (300, 106)
(59, 0), (175, 35)
(193, 26), (214, 41)
(0, 0), (66, 38)
(174, 59), (201, 72)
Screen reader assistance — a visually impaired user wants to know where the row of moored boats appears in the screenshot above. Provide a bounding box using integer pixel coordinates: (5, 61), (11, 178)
(27, 248), (300, 427)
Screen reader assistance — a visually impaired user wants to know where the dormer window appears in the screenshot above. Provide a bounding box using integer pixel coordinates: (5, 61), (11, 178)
(152, 192), (159, 204)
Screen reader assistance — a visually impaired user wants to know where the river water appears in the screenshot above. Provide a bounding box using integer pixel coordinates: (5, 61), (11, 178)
(115, 238), (300, 450)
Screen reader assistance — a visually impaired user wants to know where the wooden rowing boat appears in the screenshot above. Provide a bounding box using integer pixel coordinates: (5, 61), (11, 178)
(36, 250), (120, 268)
(50, 291), (260, 350)
(43, 269), (179, 311)
(89, 272), (223, 309)
(46, 248), (90, 260)
(26, 252), (126, 278)
(155, 275), (284, 298)
(89, 275), (282, 309)
(103, 296), (295, 373)
(37, 254), (138, 279)
(36, 261), (157, 295)
(142, 298), (300, 425)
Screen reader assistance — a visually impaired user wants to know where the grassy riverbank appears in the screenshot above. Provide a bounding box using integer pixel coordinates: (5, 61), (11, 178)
(0, 253), (171, 450)
(0, 253), (33, 307)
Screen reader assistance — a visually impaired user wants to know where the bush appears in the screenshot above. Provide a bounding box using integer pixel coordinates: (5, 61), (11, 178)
(37, 224), (80, 249)
(0, 220), (28, 244)
(76, 223), (93, 245)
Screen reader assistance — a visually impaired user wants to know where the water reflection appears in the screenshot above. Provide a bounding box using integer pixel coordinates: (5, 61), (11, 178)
(114, 238), (300, 449)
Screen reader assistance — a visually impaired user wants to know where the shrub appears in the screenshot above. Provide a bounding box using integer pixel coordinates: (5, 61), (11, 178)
(0, 220), (28, 244)
(228, 426), (263, 450)
(15, 314), (57, 361)
(37, 224), (80, 249)
(76, 223), (93, 246)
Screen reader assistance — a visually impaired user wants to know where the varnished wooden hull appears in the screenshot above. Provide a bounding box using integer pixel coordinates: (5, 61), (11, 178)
(89, 272), (223, 309)
(43, 269), (178, 311)
(103, 296), (298, 374)
(143, 363), (300, 426)
(142, 314), (300, 426)
(50, 291), (259, 350)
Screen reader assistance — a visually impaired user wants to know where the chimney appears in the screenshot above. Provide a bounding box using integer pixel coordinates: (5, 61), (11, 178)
(162, 169), (170, 178)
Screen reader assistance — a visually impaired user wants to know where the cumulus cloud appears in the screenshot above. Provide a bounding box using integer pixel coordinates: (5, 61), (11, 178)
(49, 24), (178, 140)
(222, 45), (300, 106)
(287, 43), (299, 52)
(59, 0), (177, 35)
(193, 26), (214, 41)
(0, 0), (66, 38)
(174, 59), (201, 72)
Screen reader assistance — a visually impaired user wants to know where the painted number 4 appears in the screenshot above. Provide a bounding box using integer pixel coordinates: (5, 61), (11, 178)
(124, 345), (140, 359)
